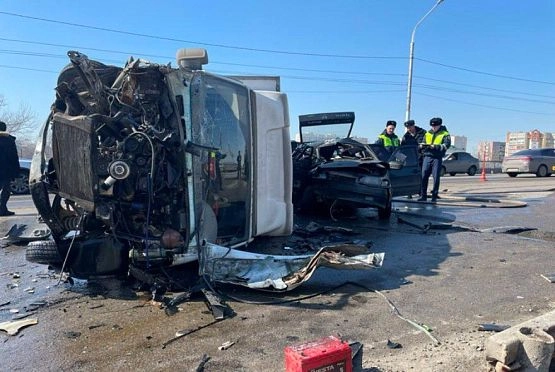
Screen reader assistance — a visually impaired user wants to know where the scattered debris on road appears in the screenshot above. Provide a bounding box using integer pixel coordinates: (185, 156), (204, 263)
(0, 318), (38, 335)
(478, 323), (511, 332)
(218, 341), (235, 351)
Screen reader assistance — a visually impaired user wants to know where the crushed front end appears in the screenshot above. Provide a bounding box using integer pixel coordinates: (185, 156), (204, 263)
(28, 50), (229, 280)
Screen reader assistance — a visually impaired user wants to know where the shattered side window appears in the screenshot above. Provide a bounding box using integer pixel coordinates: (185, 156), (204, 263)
(191, 74), (251, 245)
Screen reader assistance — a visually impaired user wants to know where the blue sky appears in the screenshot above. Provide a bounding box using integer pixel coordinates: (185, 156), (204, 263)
(1, 0), (553, 153)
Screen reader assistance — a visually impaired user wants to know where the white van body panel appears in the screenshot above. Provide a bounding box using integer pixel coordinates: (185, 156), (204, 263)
(251, 90), (293, 236)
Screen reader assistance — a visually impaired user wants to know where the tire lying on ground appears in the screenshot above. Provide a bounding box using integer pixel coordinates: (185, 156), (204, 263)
(26, 240), (63, 265)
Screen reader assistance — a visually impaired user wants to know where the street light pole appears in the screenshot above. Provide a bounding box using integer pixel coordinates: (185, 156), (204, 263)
(405, 0), (444, 122)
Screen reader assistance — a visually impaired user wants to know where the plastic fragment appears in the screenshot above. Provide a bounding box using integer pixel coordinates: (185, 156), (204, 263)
(218, 341), (235, 350)
(0, 318), (38, 335)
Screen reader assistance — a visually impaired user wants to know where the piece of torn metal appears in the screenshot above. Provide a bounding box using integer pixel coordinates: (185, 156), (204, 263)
(200, 242), (384, 290)
(2, 223), (51, 244)
(478, 323), (511, 332)
(0, 318), (38, 335)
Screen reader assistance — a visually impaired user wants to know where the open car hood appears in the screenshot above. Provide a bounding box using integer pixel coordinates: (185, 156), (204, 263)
(299, 112), (355, 144)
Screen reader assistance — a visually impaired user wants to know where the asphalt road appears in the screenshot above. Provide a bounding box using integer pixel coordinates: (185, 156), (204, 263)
(1, 174), (554, 371)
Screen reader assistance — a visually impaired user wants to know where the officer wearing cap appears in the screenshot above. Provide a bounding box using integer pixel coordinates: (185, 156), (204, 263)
(375, 120), (400, 153)
(418, 117), (450, 202)
(400, 119), (426, 147)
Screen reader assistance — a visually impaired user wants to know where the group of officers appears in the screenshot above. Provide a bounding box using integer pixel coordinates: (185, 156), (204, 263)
(375, 117), (451, 203)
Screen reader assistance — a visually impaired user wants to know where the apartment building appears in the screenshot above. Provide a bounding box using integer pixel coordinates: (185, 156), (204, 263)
(450, 135), (467, 151)
(505, 130), (555, 156)
(478, 141), (505, 162)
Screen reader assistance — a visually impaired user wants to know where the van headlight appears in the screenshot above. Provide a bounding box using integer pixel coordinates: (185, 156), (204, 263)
(359, 176), (389, 187)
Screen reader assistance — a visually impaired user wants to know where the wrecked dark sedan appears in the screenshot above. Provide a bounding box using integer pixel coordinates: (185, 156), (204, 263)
(292, 112), (421, 219)
(26, 50), (384, 291)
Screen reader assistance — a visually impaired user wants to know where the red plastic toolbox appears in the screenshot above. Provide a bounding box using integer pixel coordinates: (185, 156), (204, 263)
(284, 335), (352, 372)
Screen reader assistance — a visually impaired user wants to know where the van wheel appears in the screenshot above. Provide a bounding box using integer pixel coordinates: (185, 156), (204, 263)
(26, 240), (63, 266)
(449, 172), (456, 176)
(536, 165), (548, 177)
(467, 166), (477, 176)
(507, 173), (517, 177)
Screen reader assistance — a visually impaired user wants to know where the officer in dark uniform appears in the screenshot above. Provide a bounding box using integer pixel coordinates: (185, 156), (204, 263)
(0, 121), (20, 216)
(418, 117), (450, 203)
(375, 120), (400, 153)
(401, 119), (426, 147)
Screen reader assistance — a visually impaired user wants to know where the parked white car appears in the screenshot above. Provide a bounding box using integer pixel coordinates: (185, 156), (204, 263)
(440, 151), (480, 176)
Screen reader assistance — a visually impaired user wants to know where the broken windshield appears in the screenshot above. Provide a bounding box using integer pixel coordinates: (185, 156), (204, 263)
(190, 73), (252, 246)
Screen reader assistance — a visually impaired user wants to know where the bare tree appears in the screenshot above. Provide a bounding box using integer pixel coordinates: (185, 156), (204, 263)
(1, 94), (41, 158)
(0, 94), (39, 138)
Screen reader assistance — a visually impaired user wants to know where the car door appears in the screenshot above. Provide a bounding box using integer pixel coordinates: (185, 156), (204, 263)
(388, 145), (421, 197)
(459, 153), (471, 173)
(543, 149), (555, 174)
(444, 152), (460, 173)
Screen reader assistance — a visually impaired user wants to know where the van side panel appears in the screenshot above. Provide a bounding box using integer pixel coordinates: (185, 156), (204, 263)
(251, 91), (293, 236)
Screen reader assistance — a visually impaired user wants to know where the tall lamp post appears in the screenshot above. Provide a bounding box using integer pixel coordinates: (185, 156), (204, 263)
(405, 0), (444, 122)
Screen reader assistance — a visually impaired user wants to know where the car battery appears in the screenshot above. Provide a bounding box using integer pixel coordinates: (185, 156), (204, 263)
(284, 335), (352, 372)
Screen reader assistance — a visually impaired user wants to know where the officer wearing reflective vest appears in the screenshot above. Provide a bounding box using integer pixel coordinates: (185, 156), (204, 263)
(418, 117), (451, 202)
(375, 120), (400, 153)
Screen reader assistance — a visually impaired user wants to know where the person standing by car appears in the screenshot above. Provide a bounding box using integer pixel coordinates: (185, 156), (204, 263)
(375, 120), (400, 153)
(0, 121), (20, 216)
(401, 119), (426, 147)
(401, 119), (427, 199)
(418, 117), (450, 203)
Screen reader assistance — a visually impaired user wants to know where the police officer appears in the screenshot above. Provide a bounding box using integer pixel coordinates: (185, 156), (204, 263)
(418, 117), (450, 203)
(375, 120), (400, 153)
(401, 119), (426, 147)
(0, 121), (20, 216)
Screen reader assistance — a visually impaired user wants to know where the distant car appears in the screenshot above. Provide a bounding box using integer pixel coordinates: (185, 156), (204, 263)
(10, 159), (31, 195)
(440, 151), (480, 176)
(292, 112), (421, 219)
(502, 148), (555, 177)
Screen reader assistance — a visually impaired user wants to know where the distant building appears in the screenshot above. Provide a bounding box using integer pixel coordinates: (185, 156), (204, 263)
(542, 132), (554, 148)
(450, 135), (467, 151)
(351, 135), (369, 144)
(529, 129), (543, 149)
(505, 129), (553, 155)
(294, 132), (369, 144)
(505, 131), (528, 155)
(478, 141), (505, 162)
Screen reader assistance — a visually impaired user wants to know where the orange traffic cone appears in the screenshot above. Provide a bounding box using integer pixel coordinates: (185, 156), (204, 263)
(480, 167), (487, 181)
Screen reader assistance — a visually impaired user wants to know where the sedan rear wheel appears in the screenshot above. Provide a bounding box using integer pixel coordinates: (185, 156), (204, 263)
(10, 170), (30, 195)
(467, 166), (477, 176)
(536, 165), (548, 177)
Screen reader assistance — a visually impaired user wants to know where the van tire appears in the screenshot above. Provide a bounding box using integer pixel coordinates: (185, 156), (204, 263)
(26, 240), (63, 266)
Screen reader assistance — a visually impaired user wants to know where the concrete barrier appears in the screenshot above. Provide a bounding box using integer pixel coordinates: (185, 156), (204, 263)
(485, 310), (555, 371)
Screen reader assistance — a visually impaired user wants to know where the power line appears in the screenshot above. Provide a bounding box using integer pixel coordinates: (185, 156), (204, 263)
(416, 57), (555, 86)
(0, 64), (58, 73)
(417, 92), (554, 115)
(2, 38), (554, 100)
(415, 75), (555, 99)
(1, 11), (553, 86)
(0, 11), (403, 60)
(0, 56), (553, 105)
